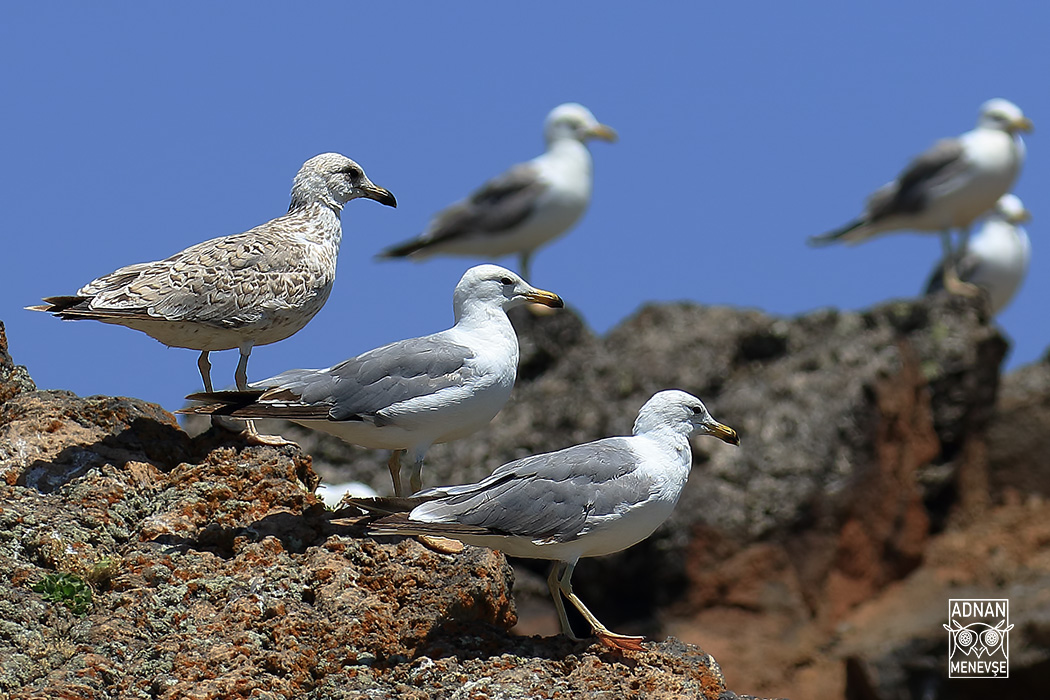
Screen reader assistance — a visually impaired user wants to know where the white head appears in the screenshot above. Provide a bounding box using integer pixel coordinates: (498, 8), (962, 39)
(452, 264), (563, 320)
(993, 194), (1030, 225)
(543, 103), (619, 146)
(289, 153), (398, 212)
(976, 99), (1033, 135)
(633, 390), (740, 445)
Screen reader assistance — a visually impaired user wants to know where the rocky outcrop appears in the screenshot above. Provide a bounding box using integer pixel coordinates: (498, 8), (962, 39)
(0, 363), (757, 698)
(985, 350), (1050, 499)
(194, 293), (1046, 698)
(5, 289), (1048, 699)
(835, 499), (1050, 700)
(0, 321), (35, 404)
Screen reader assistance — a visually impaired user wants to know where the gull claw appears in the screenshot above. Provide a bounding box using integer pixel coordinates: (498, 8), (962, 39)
(595, 630), (646, 652)
(943, 265), (983, 299)
(242, 432), (299, 448)
(209, 416), (295, 447)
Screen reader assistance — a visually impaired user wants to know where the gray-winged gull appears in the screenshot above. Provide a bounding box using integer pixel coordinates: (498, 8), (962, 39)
(377, 103), (617, 280)
(924, 193), (1031, 315)
(179, 264), (564, 495)
(810, 99), (1032, 293)
(350, 389), (739, 651)
(29, 153), (396, 441)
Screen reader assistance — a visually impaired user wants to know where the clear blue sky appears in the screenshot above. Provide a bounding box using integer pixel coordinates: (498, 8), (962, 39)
(2, 3), (1045, 411)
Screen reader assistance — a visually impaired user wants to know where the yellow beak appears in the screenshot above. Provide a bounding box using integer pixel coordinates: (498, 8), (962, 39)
(587, 124), (619, 143)
(1014, 116), (1034, 133)
(705, 420), (740, 446)
(522, 289), (564, 308)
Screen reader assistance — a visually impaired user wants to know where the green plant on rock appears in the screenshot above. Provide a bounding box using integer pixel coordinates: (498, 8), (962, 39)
(31, 572), (93, 616)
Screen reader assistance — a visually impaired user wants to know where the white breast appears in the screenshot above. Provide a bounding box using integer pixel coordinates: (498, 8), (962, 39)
(966, 219), (1031, 314)
(931, 129), (1023, 230)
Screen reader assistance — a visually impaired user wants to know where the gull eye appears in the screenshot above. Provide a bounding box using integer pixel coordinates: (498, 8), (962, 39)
(342, 166), (363, 179)
(691, 405), (703, 415)
(499, 277), (513, 286)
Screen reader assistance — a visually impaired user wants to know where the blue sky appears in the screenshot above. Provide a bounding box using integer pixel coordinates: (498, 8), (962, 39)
(2, 3), (1045, 411)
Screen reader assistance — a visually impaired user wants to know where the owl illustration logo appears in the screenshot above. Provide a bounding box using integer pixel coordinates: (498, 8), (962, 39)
(943, 619), (1013, 659)
(945, 598), (1012, 678)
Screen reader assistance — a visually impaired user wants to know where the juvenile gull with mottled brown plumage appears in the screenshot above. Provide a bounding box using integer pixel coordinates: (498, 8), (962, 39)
(29, 153), (396, 439)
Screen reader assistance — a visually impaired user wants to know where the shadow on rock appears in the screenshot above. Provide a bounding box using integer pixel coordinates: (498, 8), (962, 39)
(19, 417), (196, 493)
(415, 620), (627, 664)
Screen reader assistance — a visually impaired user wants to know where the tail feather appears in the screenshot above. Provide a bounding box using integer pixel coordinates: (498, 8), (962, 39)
(345, 496), (426, 516)
(807, 218), (868, 247)
(26, 296), (152, 323)
(26, 296), (90, 315)
(179, 403), (325, 418)
(367, 512), (490, 539)
(184, 389), (265, 403)
(376, 236), (431, 260)
(178, 389), (268, 417)
(179, 388), (332, 420)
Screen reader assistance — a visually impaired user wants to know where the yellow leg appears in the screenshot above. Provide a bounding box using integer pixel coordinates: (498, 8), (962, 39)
(942, 263), (982, 298)
(230, 346), (294, 446)
(940, 229), (980, 298)
(408, 455), (425, 496)
(388, 450), (405, 497)
(557, 562), (646, 651)
(547, 562), (584, 641)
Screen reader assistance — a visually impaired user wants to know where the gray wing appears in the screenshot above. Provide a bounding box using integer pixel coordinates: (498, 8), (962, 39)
(66, 215), (329, 327)
(412, 438), (648, 543)
(867, 139), (968, 221)
(254, 334), (475, 422)
(380, 163), (547, 257)
(438, 162), (548, 234)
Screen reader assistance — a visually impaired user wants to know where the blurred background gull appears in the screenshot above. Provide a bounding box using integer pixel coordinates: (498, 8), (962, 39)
(1, 2), (1044, 412)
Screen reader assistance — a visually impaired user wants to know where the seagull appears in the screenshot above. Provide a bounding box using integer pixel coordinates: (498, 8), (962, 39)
(350, 390), (739, 651)
(810, 99), (1032, 293)
(29, 153), (396, 441)
(377, 103), (617, 280)
(924, 194), (1031, 315)
(178, 264), (563, 495)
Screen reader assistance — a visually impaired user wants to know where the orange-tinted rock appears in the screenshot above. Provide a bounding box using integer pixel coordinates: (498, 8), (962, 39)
(1, 382), (753, 699)
(0, 321), (35, 404)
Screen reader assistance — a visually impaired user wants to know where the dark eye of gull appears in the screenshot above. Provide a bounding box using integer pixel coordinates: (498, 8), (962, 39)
(499, 277), (513, 286)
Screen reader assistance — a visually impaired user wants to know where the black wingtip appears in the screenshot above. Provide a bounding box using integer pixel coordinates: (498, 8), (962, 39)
(27, 296), (89, 314)
(345, 496), (424, 515)
(178, 390), (266, 415)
